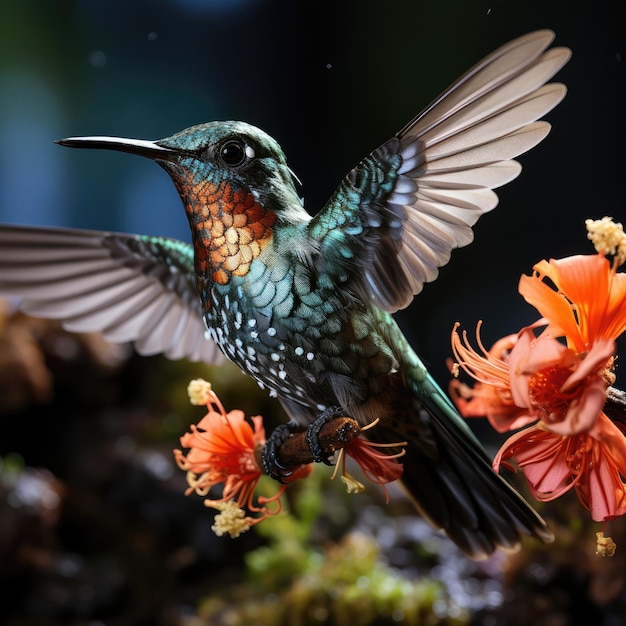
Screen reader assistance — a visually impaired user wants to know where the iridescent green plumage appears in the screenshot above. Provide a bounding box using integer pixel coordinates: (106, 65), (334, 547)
(0, 31), (572, 558)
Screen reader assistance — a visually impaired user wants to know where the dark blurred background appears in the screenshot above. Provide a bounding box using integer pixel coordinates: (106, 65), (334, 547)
(0, 1), (624, 625)
(1, 0), (625, 372)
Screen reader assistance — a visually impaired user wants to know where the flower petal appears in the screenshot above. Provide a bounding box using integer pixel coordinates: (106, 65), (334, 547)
(512, 328), (577, 376)
(506, 328), (534, 408)
(546, 377), (607, 435)
(544, 255), (611, 344)
(521, 255), (626, 347)
(494, 425), (575, 500)
(519, 266), (579, 343)
(591, 413), (626, 470)
(572, 422), (626, 522)
(560, 338), (615, 391)
(449, 378), (537, 433)
(583, 454), (626, 522)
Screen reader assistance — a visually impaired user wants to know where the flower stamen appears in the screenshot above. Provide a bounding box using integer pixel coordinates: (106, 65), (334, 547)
(596, 530), (617, 557)
(586, 216), (626, 266)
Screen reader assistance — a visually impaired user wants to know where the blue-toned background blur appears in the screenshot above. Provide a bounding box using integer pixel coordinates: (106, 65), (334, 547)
(0, 0), (623, 385)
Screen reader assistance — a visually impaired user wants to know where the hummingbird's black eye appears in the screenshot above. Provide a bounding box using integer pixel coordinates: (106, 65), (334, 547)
(219, 139), (249, 167)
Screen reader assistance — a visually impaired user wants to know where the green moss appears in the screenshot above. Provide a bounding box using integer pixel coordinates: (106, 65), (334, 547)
(189, 467), (468, 626)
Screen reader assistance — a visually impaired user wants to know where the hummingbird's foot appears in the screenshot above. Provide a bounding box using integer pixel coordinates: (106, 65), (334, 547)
(262, 422), (299, 483)
(306, 406), (345, 465)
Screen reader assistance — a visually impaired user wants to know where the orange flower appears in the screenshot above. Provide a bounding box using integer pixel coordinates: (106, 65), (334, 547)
(176, 381), (406, 534)
(453, 320), (626, 523)
(451, 322), (616, 435)
(450, 218), (626, 528)
(174, 379), (310, 537)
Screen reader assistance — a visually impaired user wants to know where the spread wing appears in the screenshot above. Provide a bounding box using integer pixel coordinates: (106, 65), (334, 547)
(0, 225), (224, 364)
(308, 30), (571, 312)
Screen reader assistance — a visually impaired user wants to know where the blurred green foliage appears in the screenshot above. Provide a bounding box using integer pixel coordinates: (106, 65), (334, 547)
(189, 468), (466, 626)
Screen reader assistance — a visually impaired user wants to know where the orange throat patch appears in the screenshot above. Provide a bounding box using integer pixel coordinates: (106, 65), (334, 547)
(184, 179), (277, 285)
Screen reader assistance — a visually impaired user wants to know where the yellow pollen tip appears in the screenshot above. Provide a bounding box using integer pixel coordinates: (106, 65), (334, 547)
(596, 531), (617, 557)
(187, 378), (213, 405)
(585, 216), (626, 265)
(340, 471), (366, 494)
(600, 356), (617, 387)
(205, 500), (252, 538)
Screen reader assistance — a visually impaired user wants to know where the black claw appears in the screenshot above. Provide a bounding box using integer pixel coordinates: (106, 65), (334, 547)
(305, 406), (345, 465)
(262, 422), (298, 483)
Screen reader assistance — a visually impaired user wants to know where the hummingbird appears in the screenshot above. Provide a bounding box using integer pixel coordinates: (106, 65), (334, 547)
(0, 31), (570, 558)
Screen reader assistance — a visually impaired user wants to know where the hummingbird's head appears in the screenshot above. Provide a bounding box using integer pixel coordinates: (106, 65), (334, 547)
(58, 122), (312, 285)
(57, 121), (308, 227)
(156, 121), (306, 221)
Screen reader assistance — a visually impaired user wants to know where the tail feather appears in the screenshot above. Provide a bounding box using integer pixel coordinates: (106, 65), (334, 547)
(367, 377), (553, 559)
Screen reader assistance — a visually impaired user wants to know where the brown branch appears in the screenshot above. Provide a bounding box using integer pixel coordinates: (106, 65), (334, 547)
(260, 417), (360, 472)
(260, 386), (626, 474)
(605, 386), (626, 425)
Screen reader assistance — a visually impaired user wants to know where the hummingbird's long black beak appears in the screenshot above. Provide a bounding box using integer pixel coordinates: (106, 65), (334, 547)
(55, 136), (179, 162)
